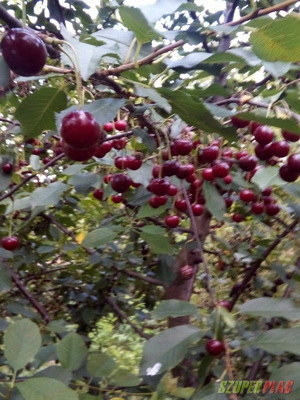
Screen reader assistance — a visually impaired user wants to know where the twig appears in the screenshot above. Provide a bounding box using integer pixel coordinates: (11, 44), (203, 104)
(112, 266), (164, 287)
(105, 297), (150, 339)
(225, 0), (298, 26)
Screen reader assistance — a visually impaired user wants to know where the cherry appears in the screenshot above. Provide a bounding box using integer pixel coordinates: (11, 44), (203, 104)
(263, 195), (275, 205)
(231, 213), (244, 223)
(249, 121), (262, 134)
(222, 149), (233, 158)
(62, 142), (97, 161)
(150, 178), (170, 196)
(224, 196), (234, 208)
(186, 173), (197, 183)
(238, 155), (257, 171)
(32, 147), (43, 155)
(103, 122), (114, 132)
(168, 185), (178, 196)
(165, 215), (180, 228)
(104, 174), (112, 184)
(162, 160), (180, 177)
(253, 125), (274, 145)
(1, 236), (20, 251)
(254, 143), (273, 161)
(287, 154), (300, 173)
(282, 130), (300, 142)
(202, 167), (214, 181)
(149, 195), (167, 207)
(112, 137), (127, 150)
(191, 203), (204, 216)
(190, 179), (202, 191)
(42, 157), (52, 165)
(114, 120), (127, 131)
(94, 141), (112, 157)
(218, 300), (232, 311)
(223, 175), (233, 184)
(262, 187), (272, 196)
(2, 163), (13, 174)
(93, 189), (104, 200)
(178, 265), (194, 280)
(251, 202), (264, 215)
(205, 339), (225, 356)
(176, 164), (195, 179)
(235, 150), (249, 160)
(270, 141), (290, 158)
(126, 156), (142, 170)
(201, 145), (219, 162)
(265, 203), (280, 216)
(1, 28), (47, 76)
(230, 115), (249, 128)
(173, 139), (193, 156)
(279, 164), (299, 182)
(61, 110), (102, 149)
(111, 194), (124, 203)
(114, 156), (128, 170)
(239, 189), (255, 203)
(175, 199), (188, 212)
(212, 161), (230, 178)
(110, 173), (131, 192)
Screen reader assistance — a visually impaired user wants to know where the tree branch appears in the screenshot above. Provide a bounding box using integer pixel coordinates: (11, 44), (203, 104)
(112, 266), (164, 287)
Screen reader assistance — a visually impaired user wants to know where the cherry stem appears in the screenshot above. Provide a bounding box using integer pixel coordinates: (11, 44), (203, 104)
(21, 0), (26, 28)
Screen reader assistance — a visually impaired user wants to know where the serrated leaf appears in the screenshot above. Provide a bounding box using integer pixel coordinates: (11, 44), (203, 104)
(202, 181), (225, 220)
(119, 6), (160, 44)
(30, 182), (68, 207)
(16, 377), (78, 400)
(239, 298), (300, 321)
(140, 325), (202, 375)
(82, 227), (118, 247)
(127, 162), (153, 187)
(87, 353), (117, 377)
(56, 332), (87, 371)
(152, 300), (198, 319)
(249, 327), (300, 355)
(4, 319), (42, 370)
(134, 84), (171, 112)
(251, 166), (286, 190)
(15, 88), (67, 138)
(0, 264), (12, 292)
(91, 28), (134, 61)
(250, 16), (300, 62)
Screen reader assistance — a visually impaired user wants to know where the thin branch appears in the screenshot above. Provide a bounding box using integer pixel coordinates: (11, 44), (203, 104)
(226, 0), (241, 23)
(105, 297), (150, 339)
(230, 218), (299, 307)
(113, 266), (164, 287)
(225, 0), (298, 26)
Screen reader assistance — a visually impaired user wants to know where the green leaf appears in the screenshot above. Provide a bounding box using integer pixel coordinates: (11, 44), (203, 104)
(251, 166), (286, 190)
(270, 363), (300, 399)
(56, 332), (87, 371)
(16, 377), (78, 400)
(140, 225), (173, 254)
(83, 227), (118, 247)
(158, 88), (236, 141)
(152, 300), (198, 319)
(15, 88), (67, 138)
(137, 203), (168, 218)
(202, 181), (225, 220)
(249, 327), (300, 355)
(0, 264), (12, 292)
(33, 366), (72, 385)
(111, 368), (141, 387)
(134, 84), (171, 112)
(4, 319), (42, 370)
(30, 182), (68, 207)
(236, 112), (300, 135)
(119, 6), (160, 44)
(127, 162), (153, 187)
(0, 55), (11, 88)
(87, 353), (117, 377)
(63, 164), (88, 175)
(250, 16), (300, 62)
(91, 28), (134, 61)
(140, 325), (202, 375)
(239, 298), (300, 321)
(139, 0), (183, 23)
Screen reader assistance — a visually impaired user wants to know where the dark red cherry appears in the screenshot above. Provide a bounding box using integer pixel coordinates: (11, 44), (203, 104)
(2, 163), (13, 174)
(254, 143), (273, 161)
(173, 139), (193, 156)
(111, 193), (124, 203)
(238, 155), (257, 171)
(150, 178), (170, 196)
(149, 195), (167, 207)
(191, 203), (204, 216)
(235, 150), (249, 160)
(231, 213), (243, 223)
(114, 120), (127, 131)
(262, 187), (272, 196)
(212, 161), (230, 178)
(126, 156), (142, 170)
(1, 236), (20, 251)
(251, 202), (264, 215)
(168, 185), (178, 196)
(93, 189), (104, 200)
(271, 141), (290, 158)
(230, 115), (249, 128)
(205, 339), (225, 356)
(223, 175), (233, 184)
(162, 160), (180, 177)
(265, 203), (280, 216)
(61, 110), (102, 149)
(112, 137), (127, 150)
(176, 164), (195, 179)
(94, 141), (112, 157)
(1, 28), (47, 76)
(239, 189), (255, 203)
(175, 199), (188, 212)
(282, 130), (300, 142)
(201, 145), (219, 162)
(114, 156), (128, 170)
(62, 142), (97, 161)
(253, 125), (274, 145)
(103, 122), (114, 132)
(287, 154), (300, 173)
(110, 173), (131, 192)
(249, 121), (262, 134)
(202, 167), (214, 181)
(279, 164), (299, 182)
(165, 215), (180, 228)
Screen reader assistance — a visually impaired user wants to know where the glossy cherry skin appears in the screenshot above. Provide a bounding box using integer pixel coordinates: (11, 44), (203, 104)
(271, 141), (290, 158)
(251, 202), (264, 215)
(103, 122), (114, 132)
(282, 130), (300, 142)
(173, 139), (193, 156)
(126, 156), (142, 170)
(165, 215), (180, 228)
(191, 203), (204, 216)
(110, 173), (131, 193)
(230, 115), (249, 128)
(212, 161), (230, 178)
(1, 28), (47, 76)
(205, 339), (225, 356)
(202, 168), (214, 181)
(253, 125), (274, 145)
(111, 194), (124, 203)
(114, 120), (127, 131)
(287, 154), (300, 173)
(62, 142), (97, 161)
(265, 203), (280, 216)
(150, 178), (170, 196)
(231, 213), (244, 223)
(279, 164), (299, 182)
(239, 189), (255, 203)
(1, 236), (20, 251)
(93, 189), (104, 200)
(238, 155), (257, 171)
(61, 110), (102, 149)
(2, 163), (13, 174)
(175, 199), (188, 212)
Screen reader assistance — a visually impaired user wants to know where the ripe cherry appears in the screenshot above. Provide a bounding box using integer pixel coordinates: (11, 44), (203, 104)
(249, 121), (262, 134)
(282, 130), (300, 142)
(173, 139), (193, 156)
(150, 178), (170, 196)
(262, 187), (272, 196)
(62, 142), (97, 161)
(1, 28), (47, 76)
(223, 175), (233, 184)
(168, 185), (178, 196)
(265, 203), (280, 216)
(149, 195), (167, 207)
(126, 156), (142, 170)
(1, 236), (20, 251)
(202, 167), (214, 181)
(94, 141), (112, 157)
(2, 163), (13, 174)
(279, 164), (299, 182)
(111, 194), (124, 203)
(201, 145), (219, 162)
(270, 141), (290, 158)
(110, 173), (131, 192)
(114, 156), (128, 170)
(251, 202), (264, 215)
(114, 120), (127, 131)
(103, 122), (114, 132)
(162, 160), (180, 177)
(61, 110), (102, 149)
(176, 164), (195, 179)
(93, 189), (104, 200)
(212, 161), (230, 178)
(112, 137), (127, 150)
(231, 213), (244, 223)
(253, 125), (274, 145)
(230, 115), (249, 128)
(287, 154), (300, 173)
(191, 203), (204, 216)
(205, 339), (225, 356)
(175, 199), (188, 212)
(239, 189), (255, 203)
(254, 143), (273, 161)
(235, 150), (249, 160)
(218, 300), (232, 311)
(238, 155), (257, 171)
(165, 215), (180, 228)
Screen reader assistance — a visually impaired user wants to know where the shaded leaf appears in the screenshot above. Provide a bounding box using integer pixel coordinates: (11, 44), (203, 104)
(16, 377), (78, 400)
(87, 353), (117, 377)
(239, 298), (300, 321)
(0, 264), (12, 292)
(249, 327), (300, 355)
(139, 0), (183, 23)
(33, 366), (72, 385)
(83, 227), (118, 247)
(152, 300), (198, 319)
(251, 166), (286, 190)
(202, 181), (225, 220)
(56, 332), (87, 371)
(30, 182), (68, 207)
